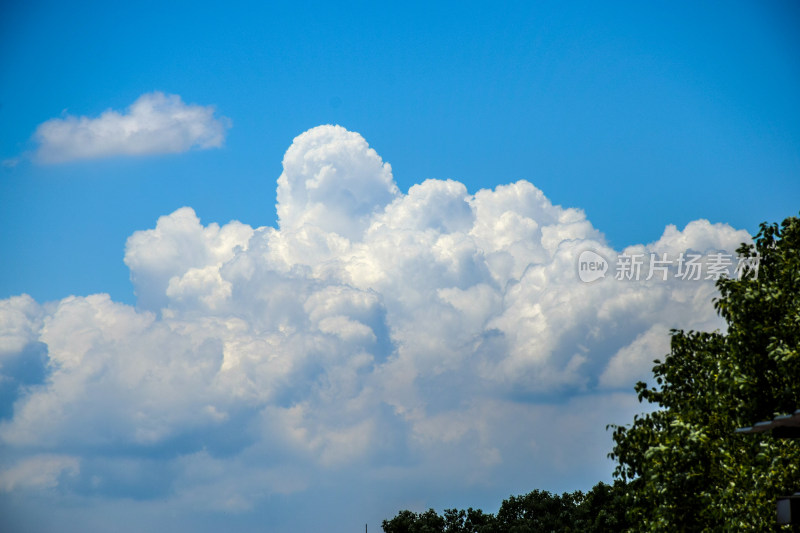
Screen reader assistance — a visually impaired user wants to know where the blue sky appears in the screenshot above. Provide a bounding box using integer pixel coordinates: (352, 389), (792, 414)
(3, 0), (798, 305)
(0, 1), (798, 532)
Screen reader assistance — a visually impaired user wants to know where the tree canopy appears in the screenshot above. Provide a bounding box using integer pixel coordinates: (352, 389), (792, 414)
(381, 482), (629, 533)
(610, 215), (800, 530)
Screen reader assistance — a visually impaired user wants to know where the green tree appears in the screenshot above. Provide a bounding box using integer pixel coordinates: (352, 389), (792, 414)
(573, 481), (631, 531)
(493, 489), (582, 532)
(382, 509), (445, 533)
(382, 482), (631, 532)
(609, 215), (800, 531)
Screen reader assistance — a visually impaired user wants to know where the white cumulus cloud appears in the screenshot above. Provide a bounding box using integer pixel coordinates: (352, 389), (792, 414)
(0, 125), (754, 532)
(32, 92), (230, 163)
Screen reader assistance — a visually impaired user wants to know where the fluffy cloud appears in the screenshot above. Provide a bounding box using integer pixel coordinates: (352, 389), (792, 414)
(0, 454), (79, 492)
(32, 92), (230, 163)
(0, 125), (753, 532)
(277, 125), (399, 239)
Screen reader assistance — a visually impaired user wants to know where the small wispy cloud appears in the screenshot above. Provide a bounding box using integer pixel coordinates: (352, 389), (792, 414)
(31, 92), (231, 164)
(0, 454), (78, 492)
